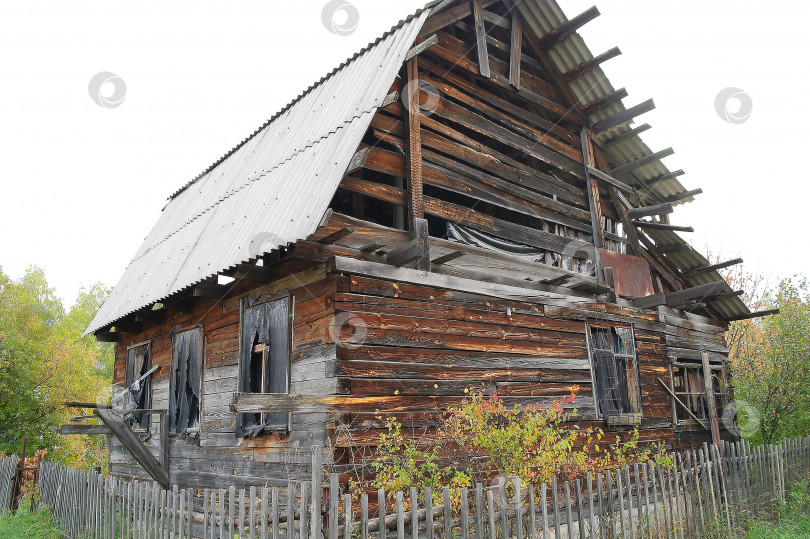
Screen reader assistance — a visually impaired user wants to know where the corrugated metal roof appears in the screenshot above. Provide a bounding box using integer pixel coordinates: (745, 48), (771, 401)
(87, 0), (748, 335)
(86, 10), (431, 335)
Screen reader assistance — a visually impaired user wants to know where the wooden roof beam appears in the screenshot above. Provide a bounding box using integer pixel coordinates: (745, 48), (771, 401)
(592, 99), (655, 134)
(626, 202), (673, 219)
(563, 47), (622, 82)
(582, 88), (627, 116)
(604, 123), (651, 147)
(419, 0), (498, 37)
(682, 258), (743, 278)
(632, 220), (694, 232)
(633, 281), (727, 309)
(611, 148), (675, 176)
(665, 188), (703, 204)
(538, 6), (600, 49)
(724, 309), (780, 322)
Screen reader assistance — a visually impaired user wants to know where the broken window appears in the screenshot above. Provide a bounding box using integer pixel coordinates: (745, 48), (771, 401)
(670, 363), (730, 426)
(587, 323), (642, 422)
(169, 327), (202, 436)
(236, 294), (291, 438)
(125, 342), (151, 431)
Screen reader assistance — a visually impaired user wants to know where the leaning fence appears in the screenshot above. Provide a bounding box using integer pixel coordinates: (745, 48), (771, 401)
(33, 436), (810, 538)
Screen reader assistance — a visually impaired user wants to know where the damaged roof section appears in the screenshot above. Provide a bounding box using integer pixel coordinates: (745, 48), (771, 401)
(87, 0), (752, 336)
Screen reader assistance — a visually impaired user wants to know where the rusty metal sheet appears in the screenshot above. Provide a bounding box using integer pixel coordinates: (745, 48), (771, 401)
(598, 248), (655, 298)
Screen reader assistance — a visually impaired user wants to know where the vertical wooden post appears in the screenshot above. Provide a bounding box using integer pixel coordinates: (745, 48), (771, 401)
(701, 352), (722, 448)
(406, 57), (424, 224)
(312, 447), (323, 539)
(405, 57), (430, 272)
(509, 10), (522, 88)
(581, 129), (604, 283)
(160, 413), (170, 476)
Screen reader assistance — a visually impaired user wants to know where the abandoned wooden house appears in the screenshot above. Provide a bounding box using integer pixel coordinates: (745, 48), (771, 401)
(76, 0), (774, 490)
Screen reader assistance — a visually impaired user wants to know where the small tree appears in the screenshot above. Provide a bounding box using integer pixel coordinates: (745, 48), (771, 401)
(729, 277), (810, 444)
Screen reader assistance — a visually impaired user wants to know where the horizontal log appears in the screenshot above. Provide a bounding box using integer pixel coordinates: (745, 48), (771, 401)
(231, 393), (592, 414)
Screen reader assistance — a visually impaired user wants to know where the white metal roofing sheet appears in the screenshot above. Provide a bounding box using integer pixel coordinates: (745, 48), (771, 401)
(86, 11), (429, 334)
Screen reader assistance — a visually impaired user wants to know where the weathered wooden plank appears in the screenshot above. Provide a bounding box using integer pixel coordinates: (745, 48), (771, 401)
(537, 6), (600, 49)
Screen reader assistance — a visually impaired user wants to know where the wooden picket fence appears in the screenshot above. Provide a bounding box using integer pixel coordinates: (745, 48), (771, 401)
(36, 436), (810, 538)
(0, 455), (19, 514)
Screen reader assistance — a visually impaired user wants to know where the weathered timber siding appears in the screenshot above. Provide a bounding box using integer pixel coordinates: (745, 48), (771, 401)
(110, 264), (337, 489)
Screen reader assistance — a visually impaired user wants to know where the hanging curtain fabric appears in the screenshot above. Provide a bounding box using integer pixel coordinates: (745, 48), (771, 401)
(236, 297), (290, 438)
(170, 328), (202, 436)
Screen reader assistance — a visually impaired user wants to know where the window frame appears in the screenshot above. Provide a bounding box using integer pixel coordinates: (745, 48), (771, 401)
(236, 291), (293, 437)
(125, 340), (152, 432)
(168, 326), (204, 437)
(585, 321), (643, 425)
(668, 359), (730, 428)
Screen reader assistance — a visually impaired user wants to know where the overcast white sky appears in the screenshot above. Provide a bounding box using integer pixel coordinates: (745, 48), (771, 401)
(1, 0), (807, 306)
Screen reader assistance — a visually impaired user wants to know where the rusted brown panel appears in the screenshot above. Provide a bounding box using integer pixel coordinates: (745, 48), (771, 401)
(598, 248), (655, 298)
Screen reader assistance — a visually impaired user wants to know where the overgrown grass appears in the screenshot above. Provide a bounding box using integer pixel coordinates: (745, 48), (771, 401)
(0, 500), (63, 539)
(744, 479), (810, 538)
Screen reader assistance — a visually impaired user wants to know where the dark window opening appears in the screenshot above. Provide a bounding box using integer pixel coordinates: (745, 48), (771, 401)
(125, 343), (151, 431)
(587, 323), (642, 420)
(169, 327), (202, 436)
(236, 295), (291, 438)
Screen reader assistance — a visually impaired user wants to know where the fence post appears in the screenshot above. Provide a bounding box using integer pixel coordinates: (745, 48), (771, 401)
(312, 446), (323, 539)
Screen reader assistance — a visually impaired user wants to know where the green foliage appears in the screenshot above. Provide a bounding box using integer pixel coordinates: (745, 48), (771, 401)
(366, 390), (671, 497)
(0, 501), (64, 539)
(729, 277), (810, 444)
(0, 266), (113, 469)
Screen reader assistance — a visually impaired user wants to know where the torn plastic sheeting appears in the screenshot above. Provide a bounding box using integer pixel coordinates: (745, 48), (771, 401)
(170, 327), (202, 436)
(236, 297), (290, 438)
(447, 222), (595, 277)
